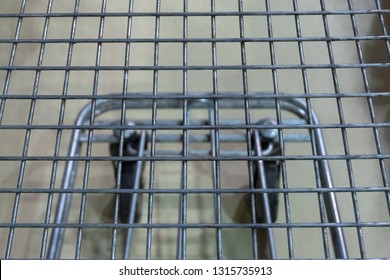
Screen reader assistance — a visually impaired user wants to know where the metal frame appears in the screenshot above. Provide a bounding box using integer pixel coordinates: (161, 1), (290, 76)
(46, 96), (348, 259)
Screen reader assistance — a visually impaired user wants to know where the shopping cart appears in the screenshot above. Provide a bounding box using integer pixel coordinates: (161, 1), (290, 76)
(0, 0), (389, 259)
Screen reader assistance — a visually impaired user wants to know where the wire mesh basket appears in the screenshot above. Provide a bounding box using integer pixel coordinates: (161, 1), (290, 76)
(0, 0), (389, 259)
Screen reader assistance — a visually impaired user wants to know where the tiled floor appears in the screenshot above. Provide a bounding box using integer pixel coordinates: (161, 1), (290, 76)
(0, 0), (389, 259)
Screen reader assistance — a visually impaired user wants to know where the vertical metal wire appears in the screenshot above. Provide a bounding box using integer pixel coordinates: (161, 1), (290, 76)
(375, 0), (390, 65)
(5, 0), (54, 259)
(124, 130), (147, 259)
(0, 0), (26, 124)
(348, 0), (390, 222)
(1, 0), (27, 258)
(75, 0), (108, 259)
(253, 130), (276, 259)
(119, 0), (135, 260)
(318, 0), (365, 258)
(110, 0), (135, 259)
(176, 0), (189, 260)
(374, 0), (390, 214)
(375, 0), (390, 56)
(294, 0), (331, 259)
(40, 0), (81, 259)
(210, 0), (223, 259)
(263, 0), (294, 259)
(146, 0), (161, 259)
(236, 0), (260, 260)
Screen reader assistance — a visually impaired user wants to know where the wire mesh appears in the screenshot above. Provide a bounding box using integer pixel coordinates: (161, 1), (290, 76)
(0, 0), (389, 259)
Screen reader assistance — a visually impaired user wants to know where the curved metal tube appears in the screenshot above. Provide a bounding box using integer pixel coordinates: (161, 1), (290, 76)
(287, 98), (348, 259)
(47, 103), (90, 259)
(47, 94), (348, 259)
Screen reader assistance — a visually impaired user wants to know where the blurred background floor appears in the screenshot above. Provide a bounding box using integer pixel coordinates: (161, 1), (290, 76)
(0, 0), (389, 259)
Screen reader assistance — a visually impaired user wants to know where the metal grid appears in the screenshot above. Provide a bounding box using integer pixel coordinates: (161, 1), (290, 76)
(0, 0), (389, 259)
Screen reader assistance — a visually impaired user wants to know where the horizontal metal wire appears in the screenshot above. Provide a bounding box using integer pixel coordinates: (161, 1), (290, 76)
(1, 222), (389, 229)
(0, 154), (389, 161)
(0, 92), (389, 100)
(1, 123), (389, 131)
(0, 10), (389, 18)
(0, 186), (388, 194)
(2, 63), (390, 71)
(1, 35), (390, 44)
